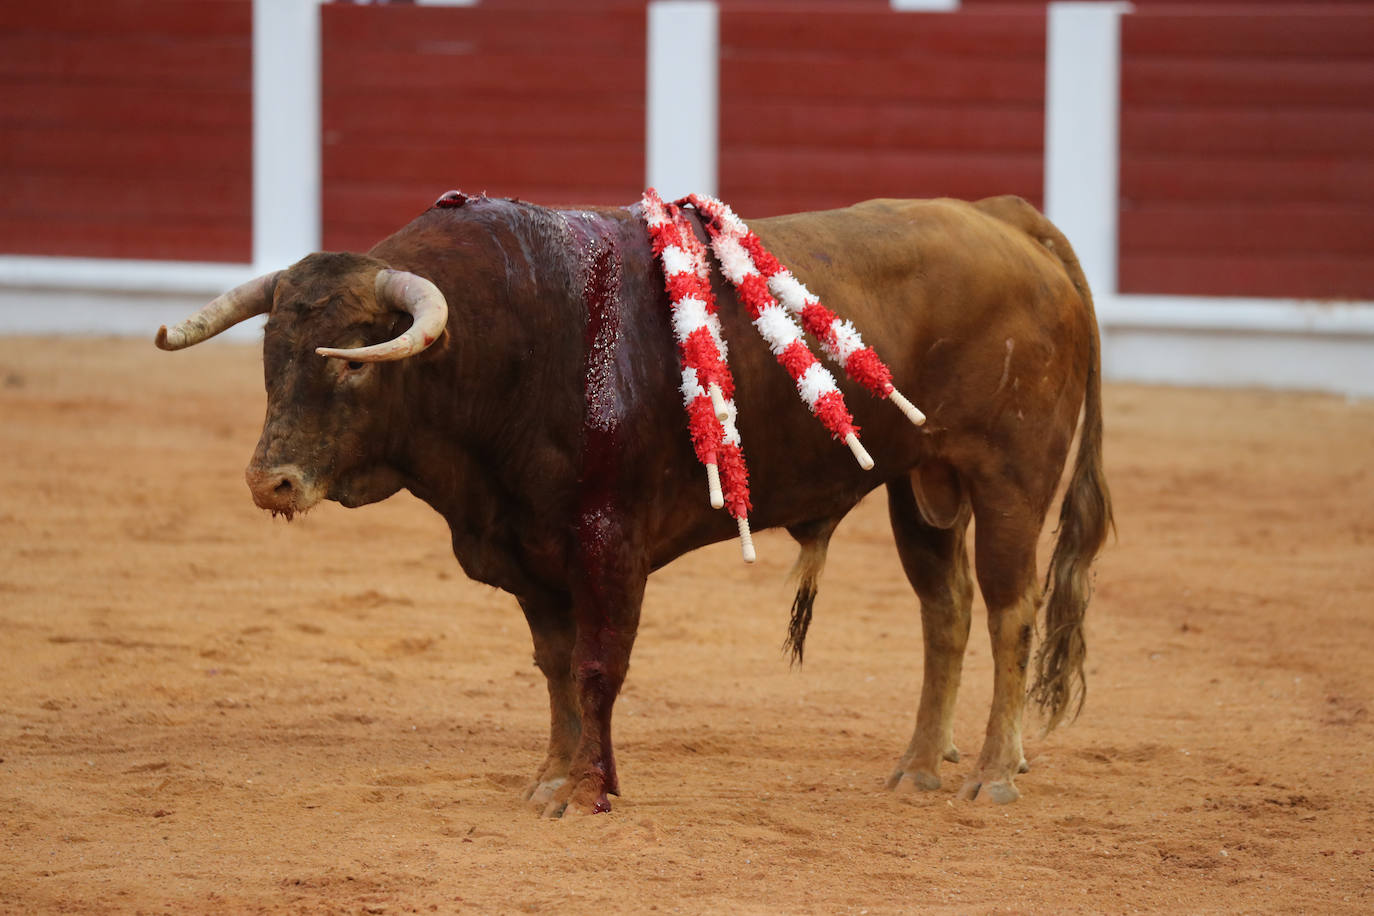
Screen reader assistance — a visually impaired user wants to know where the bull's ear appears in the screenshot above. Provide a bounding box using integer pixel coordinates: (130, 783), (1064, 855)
(315, 270), (448, 363)
(156, 271), (280, 350)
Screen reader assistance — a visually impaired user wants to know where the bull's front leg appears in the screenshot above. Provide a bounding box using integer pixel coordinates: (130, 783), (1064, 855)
(538, 508), (646, 818)
(517, 592), (580, 810)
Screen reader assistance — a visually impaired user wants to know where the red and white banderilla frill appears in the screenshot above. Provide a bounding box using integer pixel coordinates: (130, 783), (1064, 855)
(688, 194), (926, 428)
(640, 190), (927, 563)
(686, 195), (870, 469)
(641, 188), (755, 562)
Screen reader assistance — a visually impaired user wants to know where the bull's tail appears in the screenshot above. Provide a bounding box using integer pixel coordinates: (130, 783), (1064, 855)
(1027, 214), (1115, 734)
(783, 518), (841, 664)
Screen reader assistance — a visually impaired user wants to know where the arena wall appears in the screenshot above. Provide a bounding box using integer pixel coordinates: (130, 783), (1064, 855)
(1, 0), (1371, 394)
(0, 1), (253, 263)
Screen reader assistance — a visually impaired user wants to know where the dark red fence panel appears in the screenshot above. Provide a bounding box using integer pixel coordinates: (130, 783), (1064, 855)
(320, 3), (646, 252)
(963, 0), (1374, 6)
(1119, 7), (1374, 298)
(0, 1), (253, 262)
(716, 7), (1046, 220)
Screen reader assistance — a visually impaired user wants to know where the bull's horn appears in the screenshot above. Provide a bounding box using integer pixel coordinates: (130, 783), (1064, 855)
(315, 269), (448, 362)
(155, 271), (280, 350)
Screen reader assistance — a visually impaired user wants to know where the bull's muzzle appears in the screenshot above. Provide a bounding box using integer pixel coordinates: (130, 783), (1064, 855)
(244, 464), (320, 520)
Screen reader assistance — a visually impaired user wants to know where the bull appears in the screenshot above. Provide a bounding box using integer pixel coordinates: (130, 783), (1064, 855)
(157, 192), (1112, 816)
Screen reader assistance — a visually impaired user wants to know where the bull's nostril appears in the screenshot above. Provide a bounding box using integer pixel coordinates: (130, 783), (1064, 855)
(247, 464), (314, 516)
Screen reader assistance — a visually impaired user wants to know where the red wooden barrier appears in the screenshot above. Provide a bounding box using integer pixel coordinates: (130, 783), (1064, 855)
(320, 3), (645, 252)
(1119, 7), (1374, 298)
(5, 0), (1373, 309)
(964, 0), (1374, 6)
(431, 0), (1044, 221)
(718, 7), (1046, 219)
(0, 1), (252, 262)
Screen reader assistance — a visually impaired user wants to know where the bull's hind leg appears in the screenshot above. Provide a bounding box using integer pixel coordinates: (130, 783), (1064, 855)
(958, 480), (1044, 804)
(884, 470), (974, 793)
(517, 592), (580, 810)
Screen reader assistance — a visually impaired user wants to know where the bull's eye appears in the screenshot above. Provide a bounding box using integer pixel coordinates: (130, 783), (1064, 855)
(346, 361), (365, 371)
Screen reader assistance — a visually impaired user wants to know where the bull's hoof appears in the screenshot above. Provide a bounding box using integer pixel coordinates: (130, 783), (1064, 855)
(542, 793), (611, 818)
(523, 776), (566, 811)
(957, 777), (1020, 805)
(885, 744), (960, 793)
(886, 767), (942, 792)
(536, 775), (613, 818)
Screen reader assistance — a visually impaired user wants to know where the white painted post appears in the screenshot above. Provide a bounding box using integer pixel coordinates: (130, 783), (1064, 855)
(252, 0), (321, 270)
(646, 1), (719, 200)
(1044, 2), (1132, 300)
(890, 1), (960, 11)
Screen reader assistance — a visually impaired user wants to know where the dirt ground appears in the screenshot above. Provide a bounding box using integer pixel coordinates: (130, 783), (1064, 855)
(1, 336), (1371, 915)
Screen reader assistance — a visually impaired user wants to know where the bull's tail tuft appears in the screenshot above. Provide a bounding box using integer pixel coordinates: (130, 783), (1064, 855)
(1029, 218), (1115, 734)
(785, 578), (819, 665)
(784, 527), (835, 665)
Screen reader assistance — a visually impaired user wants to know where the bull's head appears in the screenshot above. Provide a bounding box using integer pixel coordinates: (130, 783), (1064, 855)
(157, 254), (448, 519)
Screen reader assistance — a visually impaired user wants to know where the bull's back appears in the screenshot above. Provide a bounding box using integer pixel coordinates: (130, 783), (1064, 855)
(751, 196), (1083, 333)
(740, 196), (1095, 496)
(751, 196), (1088, 385)
(631, 195), (1096, 563)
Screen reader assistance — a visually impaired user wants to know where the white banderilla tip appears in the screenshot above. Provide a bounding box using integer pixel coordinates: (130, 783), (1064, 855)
(889, 389), (926, 427)
(737, 515), (756, 564)
(708, 383), (729, 423)
(844, 432), (875, 470)
(705, 462), (724, 509)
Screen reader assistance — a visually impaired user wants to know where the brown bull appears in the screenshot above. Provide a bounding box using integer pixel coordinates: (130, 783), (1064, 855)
(157, 192), (1112, 815)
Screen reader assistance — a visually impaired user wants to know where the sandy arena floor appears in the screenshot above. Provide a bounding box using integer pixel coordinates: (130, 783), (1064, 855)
(1, 337), (1371, 914)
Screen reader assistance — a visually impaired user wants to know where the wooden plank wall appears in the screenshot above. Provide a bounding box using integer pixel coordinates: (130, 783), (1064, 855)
(964, 0), (1374, 6)
(0, 1), (252, 263)
(716, 7), (1047, 219)
(1118, 6), (1374, 299)
(6, 0), (1373, 308)
(319, 2), (645, 252)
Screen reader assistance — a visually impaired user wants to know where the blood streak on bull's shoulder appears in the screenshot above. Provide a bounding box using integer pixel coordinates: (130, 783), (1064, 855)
(559, 209), (634, 815)
(568, 212), (624, 517)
